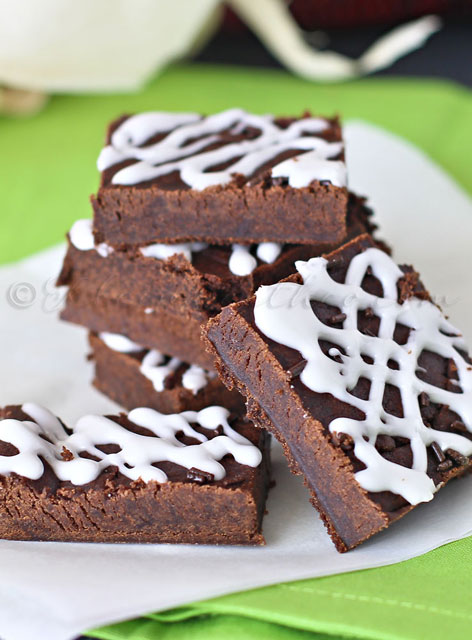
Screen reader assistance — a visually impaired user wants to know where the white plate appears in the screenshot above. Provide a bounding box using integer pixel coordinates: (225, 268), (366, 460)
(0, 121), (472, 640)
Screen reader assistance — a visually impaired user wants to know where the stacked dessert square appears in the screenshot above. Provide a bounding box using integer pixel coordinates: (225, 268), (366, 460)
(2, 108), (472, 550)
(51, 109), (366, 544)
(58, 109), (358, 382)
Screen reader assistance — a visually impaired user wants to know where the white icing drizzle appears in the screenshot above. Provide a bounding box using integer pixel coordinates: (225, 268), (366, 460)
(182, 365), (216, 395)
(69, 219), (113, 258)
(229, 245), (257, 277)
(271, 149), (347, 188)
(0, 404), (261, 485)
(256, 242), (283, 264)
(140, 350), (215, 395)
(97, 108), (344, 190)
(140, 242), (207, 262)
(99, 332), (214, 395)
(140, 239), (282, 277)
(22, 402), (67, 441)
(254, 247), (472, 505)
(99, 331), (143, 353)
(140, 350), (181, 392)
(228, 242), (283, 276)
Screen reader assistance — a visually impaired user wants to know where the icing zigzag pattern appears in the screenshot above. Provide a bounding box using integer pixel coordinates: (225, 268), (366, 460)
(255, 248), (472, 505)
(97, 108), (346, 190)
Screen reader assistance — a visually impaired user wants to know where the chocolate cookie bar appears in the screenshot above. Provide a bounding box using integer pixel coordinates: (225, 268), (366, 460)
(0, 403), (270, 544)
(205, 234), (472, 552)
(90, 332), (243, 413)
(58, 194), (378, 369)
(92, 108), (348, 247)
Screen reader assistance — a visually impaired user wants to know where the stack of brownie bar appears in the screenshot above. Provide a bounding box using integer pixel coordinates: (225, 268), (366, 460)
(5, 108), (472, 551)
(48, 108), (376, 544)
(57, 108), (375, 415)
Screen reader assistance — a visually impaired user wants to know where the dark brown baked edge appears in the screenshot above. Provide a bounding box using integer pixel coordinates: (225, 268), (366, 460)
(205, 293), (389, 551)
(92, 182), (348, 248)
(89, 333), (244, 413)
(0, 406), (271, 545)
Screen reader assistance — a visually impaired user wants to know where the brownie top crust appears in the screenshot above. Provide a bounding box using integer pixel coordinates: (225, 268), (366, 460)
(0, 404), (262, 488)
(97, 108), (345, 191)
(252, 234), (472, 508)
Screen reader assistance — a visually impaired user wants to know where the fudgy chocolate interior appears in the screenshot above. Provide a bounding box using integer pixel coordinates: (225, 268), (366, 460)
(101, 113), (343, 191)
(241, 239), (472, 514)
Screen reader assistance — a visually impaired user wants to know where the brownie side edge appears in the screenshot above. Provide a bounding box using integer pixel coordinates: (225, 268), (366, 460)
(0, 406), (271, 545)
(61, 288), (215, 370)
(92, 183), (347, 247)
(204, 304), (389, 552)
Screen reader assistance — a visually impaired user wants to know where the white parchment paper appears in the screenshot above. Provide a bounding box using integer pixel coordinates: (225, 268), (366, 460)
(1, 122), (472, 640)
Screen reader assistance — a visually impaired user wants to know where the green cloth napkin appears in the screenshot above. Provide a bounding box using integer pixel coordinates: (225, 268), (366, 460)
(89, 534), (472, 639)
(89, 535), (472, 639)
(1, 64), (472, 640)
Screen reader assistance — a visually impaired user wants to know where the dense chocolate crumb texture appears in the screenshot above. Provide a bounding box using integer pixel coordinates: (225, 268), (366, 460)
(206, 234), (472, 550)
(0, 403), (269, 543)
(92, 108), (348, 246)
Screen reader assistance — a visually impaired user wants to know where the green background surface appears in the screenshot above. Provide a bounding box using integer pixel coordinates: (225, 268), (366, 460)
(1, 65), (472, 264)
(1, 64), (472, 640)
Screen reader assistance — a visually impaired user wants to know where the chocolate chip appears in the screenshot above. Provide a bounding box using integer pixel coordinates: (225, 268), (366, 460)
(329, 255), (345, 269)
(287, 358), (307, 379)
(447, 359), (458, 377)
(451, 420), (468, 434)
(328, 313), (347, 325)
(186, 467), (215, 484)
(212, 425), (224, 436)
(446, 379), (460, 392)
(420, 405), (436, 423)
(332, 432), (354, 451)
(438, 459), (453, 472)
(446, 449), (469, 466)
(431, 441), (446, 463)
(375, 434), (395, 452)
(418, 392), (430, 407)
(271, 177), (288, 187)
(365, 307), (374, 318)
